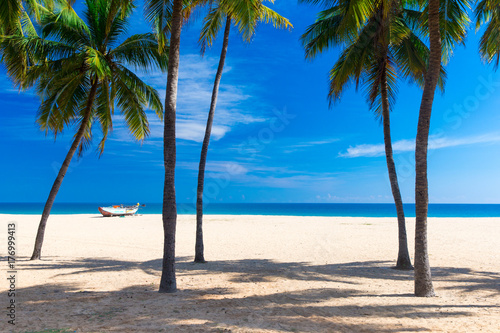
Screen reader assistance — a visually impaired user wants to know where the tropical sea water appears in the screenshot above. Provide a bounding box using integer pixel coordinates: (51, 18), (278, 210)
(1, 202), (500, 217)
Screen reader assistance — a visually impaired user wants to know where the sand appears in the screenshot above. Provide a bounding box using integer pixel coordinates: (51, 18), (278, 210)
(0, 214), (499, 332)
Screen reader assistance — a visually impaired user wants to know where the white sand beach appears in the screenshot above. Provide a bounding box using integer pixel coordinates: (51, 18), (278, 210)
(1, 214), (499, 332)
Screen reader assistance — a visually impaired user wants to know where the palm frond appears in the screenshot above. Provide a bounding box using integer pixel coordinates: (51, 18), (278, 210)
(144, 0), (195, 52)
(391, 27), (446, 92)
(199, 0), (291, 53)
(365, 54), (398, 118)
(116, 64), (164, 121)
(36, 71), (89, 135)
(0, 0), (24, 29)
(301, 6), (345, 59)
(199, 5), (226, 53)
(84, 46), (111, 79)
(111, 33), (169, 71)
(476, 0), (500, 67)
(95, 80), (112, 154)
(8, 0), (165, 155)
(258, 4), (292, 30)
(328, 37), (374, 105)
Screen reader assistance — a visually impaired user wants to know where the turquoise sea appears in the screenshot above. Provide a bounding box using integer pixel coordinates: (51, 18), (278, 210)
(1, 203), (500, 217)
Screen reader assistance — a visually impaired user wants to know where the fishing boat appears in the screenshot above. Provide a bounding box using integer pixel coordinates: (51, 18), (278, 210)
(98, 203), (140, 217)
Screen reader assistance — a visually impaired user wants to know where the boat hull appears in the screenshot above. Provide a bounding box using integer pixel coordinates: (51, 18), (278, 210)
(98, 205), (139, 217)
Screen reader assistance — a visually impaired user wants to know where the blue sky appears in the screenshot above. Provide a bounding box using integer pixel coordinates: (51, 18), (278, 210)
(1, 1), (499, 204)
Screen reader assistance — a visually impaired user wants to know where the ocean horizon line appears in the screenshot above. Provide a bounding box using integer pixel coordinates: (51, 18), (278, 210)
(1, 202), (500, 218)
(2, 201), (499, 204)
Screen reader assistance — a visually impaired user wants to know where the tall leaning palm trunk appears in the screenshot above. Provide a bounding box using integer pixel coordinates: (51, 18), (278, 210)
(195, 15), (231, 264)
(380, 60), (412, 270)
(414, 0), (441, 297)
(192, 1), (289, 263)
(31, 81), (98, 260)
(159, 0), (183, 293)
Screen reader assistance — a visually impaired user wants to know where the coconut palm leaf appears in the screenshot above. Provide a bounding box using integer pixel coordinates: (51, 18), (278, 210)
(300, 0), (375, 58)
(0, 0), (24, 30)
(199, 4), (226, 52)
(257, 4), (292, 29)
(111, 33), (169, 71)
(144, 0), (196, 52)
(417, 0), (471, 63)
(0, 0), (55, 87)
(476, 0), (500, 67)
(199, 0), (292, 51)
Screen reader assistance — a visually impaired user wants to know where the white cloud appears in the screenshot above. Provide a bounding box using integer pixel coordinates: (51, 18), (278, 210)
(206, 161), (340, 189)
(126, 54), (265, 143)
(293, 138), (341, 147)
(339, 139), (414, 158)
(177, 161), (248, 175)
(428, 133), (500, 149)
(177, 158), (339, 189)
(21, 53), (263, 145)
(339, 133), (500, 158)
(176, 122), (230, 142)
(283, 138), (340, 153)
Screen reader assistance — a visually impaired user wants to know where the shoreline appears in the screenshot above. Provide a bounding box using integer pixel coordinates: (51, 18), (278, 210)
(1, 214), (499, 332)
(2, 202), (500, 218)
(3, 213), (500, 220)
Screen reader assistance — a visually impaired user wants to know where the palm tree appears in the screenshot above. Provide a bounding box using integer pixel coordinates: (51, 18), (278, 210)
(301, 0), (439, 270)
(194, 0), (291, 263)
(414, 0), (440, 297)
(414, 0), (470, 296)
(4, 0), (167, 260)
(144, 0), (213, 293)
(144, 0), (185, 293)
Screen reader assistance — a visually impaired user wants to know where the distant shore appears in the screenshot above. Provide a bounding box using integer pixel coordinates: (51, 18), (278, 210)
(1, 214), (499, 332)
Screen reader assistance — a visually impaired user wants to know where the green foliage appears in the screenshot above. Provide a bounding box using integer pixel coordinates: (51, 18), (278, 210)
(476, 0), (500, 67)
(0, 0), (54, 83)
(199, 0), (292, 53)
(144, 0), (195, 53)
(300, 0), (470, 116)
(2, 0), (168, 155)
(417, 0), (472, 63)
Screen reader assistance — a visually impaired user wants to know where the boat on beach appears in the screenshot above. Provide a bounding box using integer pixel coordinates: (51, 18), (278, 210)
(98, 203), (140, 217)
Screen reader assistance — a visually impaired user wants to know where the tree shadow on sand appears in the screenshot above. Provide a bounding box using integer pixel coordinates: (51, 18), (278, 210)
(11, 257), (500, 332)
(15, 256), (500, 296)
(14, 280), (496, 333)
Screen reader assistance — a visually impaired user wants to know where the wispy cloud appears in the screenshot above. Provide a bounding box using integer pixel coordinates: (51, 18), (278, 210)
(117, 54), (266, 143)
(339, 133), (500, 158)
(178, 160), (249, 175)
(339, 139), (414, 158)
(283, 138), (340, 153)
(186, 159), (340, 189)
(3, 54), (265, 145)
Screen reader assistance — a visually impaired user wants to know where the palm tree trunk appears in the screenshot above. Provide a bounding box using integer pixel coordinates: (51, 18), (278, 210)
(195, 15), (231, 264)
(414, 0), (441, 297)
(380, 65), (412, 270)
(30, 80), (98, 260)
(159, 0), (183, 293)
